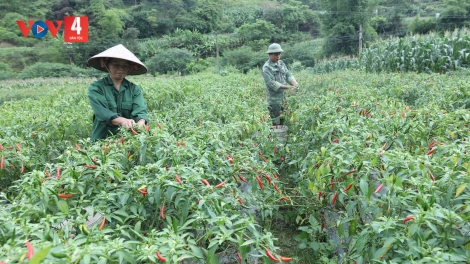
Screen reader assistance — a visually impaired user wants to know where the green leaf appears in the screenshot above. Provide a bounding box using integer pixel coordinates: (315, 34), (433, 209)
(113, 169), (123, 180)
(57, 199), (69, 214)
(29, 245), (52, 264)
(455, 183), (467, 197)
(383, 237), (396, 247)
(120, 250), (136, 264)
(189, 245), (204, 259)
(241, 239), (256, 246)
(82, 253), (91, 264)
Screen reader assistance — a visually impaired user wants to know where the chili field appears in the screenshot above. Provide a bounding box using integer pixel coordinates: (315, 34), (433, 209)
(1, 68), (470, 263)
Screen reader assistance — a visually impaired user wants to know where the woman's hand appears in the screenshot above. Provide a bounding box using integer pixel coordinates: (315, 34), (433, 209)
(112, 117), (135, 128)
(136, 119), (146, 127)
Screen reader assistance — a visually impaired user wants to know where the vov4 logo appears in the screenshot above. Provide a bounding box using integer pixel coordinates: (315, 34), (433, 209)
(16, 16), (88, 42)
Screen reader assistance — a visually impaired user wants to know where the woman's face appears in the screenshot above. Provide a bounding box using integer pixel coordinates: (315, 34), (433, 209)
(108, 58), (130, 81)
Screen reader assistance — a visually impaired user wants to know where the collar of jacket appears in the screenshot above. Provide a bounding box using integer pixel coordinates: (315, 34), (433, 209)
(104, 75), (130, 91)
(268, 59), (283, 66)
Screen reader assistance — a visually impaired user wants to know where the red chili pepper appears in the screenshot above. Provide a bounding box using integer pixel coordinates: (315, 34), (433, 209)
(85, 165), (97, 169)
(342, 169), (356, 177)
(273, 173), (279, 180)
(403, 216), (414, 224)
(160, 205), (165, 219)
(273, 182), (280, 193)
(58, 193), (74, 199)
(75, 144), (81, 150)
(103, 145), (108, 154)
(56, 166), (61, 179)
(273, 146), (277, 155)
(318, 191), (322, 200)
(374, 184), (383, 194)
(138, 189), (148, 197)
(24, 241), (34, 260)
(332, 138), (339, 143)
(0, 155), (3, 170)
(331, 193), (338, 206)
(175, 174), (183, 184)
(99, 216), (106, 230)
(156, 251), (166, 262)
(260, 156), (267, 162)
(265, 174), (272, 184)
(280, 196), (289, 201)
(237, 199), (244, 205)
(16, 143), (22, 152)
(158, 123), (162, 130)
(330, 179), (335, 190)
(321, 223), (325, 231)
(130, 126), (138, 135)
(121, 136), (125, 145)
(236, 252), (242, 262)
(226, 155), (234, 164)
(426, 148), (437, 156)
(343, 184), (353, 192)
(280, 256), (293, 262)
(201, 179), (210, 186)
(21, 165), (24, 174)
(256, 176), (264, 190)
(429, 172), (436, 182)
(428, 140), (435, 150)
(265, 249), (280, 262)
(238, 175), (248, 183)
(216, 181), (226, 188)
(0, 144), (3, 150)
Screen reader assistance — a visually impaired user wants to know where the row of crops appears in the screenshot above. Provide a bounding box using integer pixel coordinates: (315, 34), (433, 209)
(1, 67), (470, 263)
(311, 29), (470, 75)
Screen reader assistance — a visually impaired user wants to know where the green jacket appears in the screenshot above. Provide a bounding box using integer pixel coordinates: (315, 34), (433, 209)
(87, 75), (149, 141)
(262, 59), (295, 105)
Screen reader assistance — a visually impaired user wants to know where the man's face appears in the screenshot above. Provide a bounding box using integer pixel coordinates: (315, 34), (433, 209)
(269, 52), (281, 63)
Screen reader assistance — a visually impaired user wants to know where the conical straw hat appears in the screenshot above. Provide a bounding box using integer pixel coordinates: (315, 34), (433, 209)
(88, 44), (147, 75)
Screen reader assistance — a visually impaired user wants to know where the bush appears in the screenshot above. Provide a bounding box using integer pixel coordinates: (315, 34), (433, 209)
(146, 48), (194, 75)
(18, 62), (104, 79)
(0, 62), (16, 80)
(237, 19), (278, 41)
(282, 41), (317, 68)
(186, 58), (211, 74)
(408, 17), (437, 35)
(222, 46), (267, 73)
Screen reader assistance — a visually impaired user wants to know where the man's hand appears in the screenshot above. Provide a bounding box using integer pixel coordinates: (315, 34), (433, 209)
(291, 80), (299, 88)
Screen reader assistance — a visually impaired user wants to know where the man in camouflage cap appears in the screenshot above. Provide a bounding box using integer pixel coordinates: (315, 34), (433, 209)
(261, 43), (298, 125)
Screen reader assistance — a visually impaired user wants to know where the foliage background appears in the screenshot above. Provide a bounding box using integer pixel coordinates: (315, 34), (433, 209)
(1, 0), (469, 77)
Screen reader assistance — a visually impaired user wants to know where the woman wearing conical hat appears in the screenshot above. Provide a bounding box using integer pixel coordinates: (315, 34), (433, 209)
(87, 44), (149, 141)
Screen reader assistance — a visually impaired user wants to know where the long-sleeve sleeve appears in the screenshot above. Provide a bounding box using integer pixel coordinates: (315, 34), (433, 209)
(131, 86), (149, 123)
(87, 84), (120, 127)
(262, 67), (282, 92)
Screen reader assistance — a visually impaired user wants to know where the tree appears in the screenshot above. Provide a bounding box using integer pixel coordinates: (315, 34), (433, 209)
(437, 0), (470, 33)
(319, 0), (371, 57)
